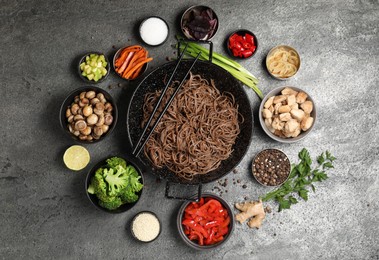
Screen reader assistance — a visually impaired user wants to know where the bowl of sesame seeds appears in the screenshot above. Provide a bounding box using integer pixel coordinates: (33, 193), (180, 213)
(252, 149), (291, 186)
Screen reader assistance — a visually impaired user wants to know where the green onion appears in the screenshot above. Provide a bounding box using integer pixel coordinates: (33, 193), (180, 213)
(176, 40), (262, 99)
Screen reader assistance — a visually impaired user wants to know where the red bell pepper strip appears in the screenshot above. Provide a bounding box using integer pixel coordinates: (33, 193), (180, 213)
(182, 219), (209, 238)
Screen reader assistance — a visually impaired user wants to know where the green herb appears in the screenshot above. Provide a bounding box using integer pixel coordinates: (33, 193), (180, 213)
(260, 148), (336, 211)
(175, 37), (263, 99)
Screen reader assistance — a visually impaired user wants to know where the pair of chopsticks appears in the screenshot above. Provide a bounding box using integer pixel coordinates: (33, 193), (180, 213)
(132, 44), (201, 157)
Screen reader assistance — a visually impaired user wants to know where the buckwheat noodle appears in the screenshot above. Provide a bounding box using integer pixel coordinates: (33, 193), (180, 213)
(142, 73), (241, 180)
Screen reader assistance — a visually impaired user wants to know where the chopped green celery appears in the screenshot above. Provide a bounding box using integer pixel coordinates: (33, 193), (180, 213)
(87, 74), (94, 80)
(81, 72), (87, 76)
(81, 53), (108, 81)
(101, 67), (107, 76)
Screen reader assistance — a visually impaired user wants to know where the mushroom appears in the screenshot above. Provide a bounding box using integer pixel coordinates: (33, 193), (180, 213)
(101, 124), (109, 133)
(104, 102), (113, 112)
(86, 114), (98, 125)
(67, 115), (74, 123)
(264, 96), (274, 109)
(85, 91), (96, 99)
(93, 126), (103, 136)
(79, 134), (88, 141)
(96, 114), (105, 126)
(94, 102), (105, 115)
(82, 105), (93, 117)
(104, 114), (113, 126)
(300, 101), (313, 114)
(71, 104), (80, 115)
(75, 120), (87, 131)
(80, 126), (92, 136)
(79, 91), (86, 99)
(73, 114), (84, 121)
(65, 108), (71, 118)
(90, 98), (100, 105)
(79, 98), (89, 107)
(97, 93), (106, 103)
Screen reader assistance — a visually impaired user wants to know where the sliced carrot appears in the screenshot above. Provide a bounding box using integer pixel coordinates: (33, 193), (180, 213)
(117, 51), (134, 74)
(122, 49), (145, 78)
(131, 65), (144, 79)
(124, 57), (153, 79)
(115, 45), (142, 67)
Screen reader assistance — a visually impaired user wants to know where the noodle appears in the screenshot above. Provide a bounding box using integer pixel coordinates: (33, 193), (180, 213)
(267, 47), (300, 78)
(142, 73), (240, 180)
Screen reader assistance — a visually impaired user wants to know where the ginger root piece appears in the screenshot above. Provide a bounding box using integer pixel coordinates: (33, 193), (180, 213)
(235, 200), (266, 229)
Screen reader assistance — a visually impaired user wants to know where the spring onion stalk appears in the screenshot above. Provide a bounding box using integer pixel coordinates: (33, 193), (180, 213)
(176, 41), (262, 99)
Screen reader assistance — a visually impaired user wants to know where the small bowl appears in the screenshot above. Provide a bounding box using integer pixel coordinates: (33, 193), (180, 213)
(59, 86), (118, 143)
(259, 86), (316, 143)
(112, 46), (149, 81)
(78, 52), (110, 84)
(130, 211), (161, 242)
(85, 156), (144, 214)
(266, 45), (300, 80)
(226, 29), (258, 59)
(252, 148), (291, 187)
(181, 5), (219, 41)
(139, 16), (169, 46)
(177, 192), (234, 250)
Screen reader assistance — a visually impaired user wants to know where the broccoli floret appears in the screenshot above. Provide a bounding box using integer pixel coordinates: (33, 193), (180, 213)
(103, 166), (130, 196)
(120, 189), (139, 203)
(106, 157), (127, 169)
(126, 165), (143, 193)
(99, 197), (123, 210)
(89, 169), (116, 203)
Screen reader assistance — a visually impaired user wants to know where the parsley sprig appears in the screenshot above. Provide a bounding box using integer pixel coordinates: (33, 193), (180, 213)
(260, 148), (336, 211)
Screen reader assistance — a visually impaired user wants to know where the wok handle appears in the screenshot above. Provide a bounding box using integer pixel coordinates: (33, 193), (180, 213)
(165, 182), (202, 202)
(177, 39), (213, 62)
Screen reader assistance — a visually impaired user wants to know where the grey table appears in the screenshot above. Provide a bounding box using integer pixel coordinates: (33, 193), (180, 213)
(1, 0), (378, 259)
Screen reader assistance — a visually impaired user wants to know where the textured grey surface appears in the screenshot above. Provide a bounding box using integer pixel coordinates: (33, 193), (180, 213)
(0, 0), (378, 259)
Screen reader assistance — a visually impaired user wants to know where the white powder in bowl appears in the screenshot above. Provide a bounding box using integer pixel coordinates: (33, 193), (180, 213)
(139, 17), (169, 46)
(132, 212), (160, 242)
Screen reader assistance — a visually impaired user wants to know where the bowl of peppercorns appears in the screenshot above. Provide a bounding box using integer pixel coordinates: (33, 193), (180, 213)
(252, 149), (291, 186)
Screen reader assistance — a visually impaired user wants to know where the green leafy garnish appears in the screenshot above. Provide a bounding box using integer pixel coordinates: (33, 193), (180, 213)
(261, 148), (336, 212)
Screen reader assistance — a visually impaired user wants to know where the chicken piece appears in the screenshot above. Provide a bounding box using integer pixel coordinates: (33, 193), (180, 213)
(284, 119), (300, 134)
(274, 103), (282, 115)
(274, 95), (287, 104)
(262, 109), (272, 119)
(290, 109), (305, 122)
(290, 103), (299, 110)
(300, 100), (313, 114)
(265, 118), (275, 133)
(264, 96), (274, 109)
(296, 91), (308, 104)
(301, 116), (314, 131)
(281, 87), (298, 96)
(268, 105), (274, 114)
(279, 112), (292, 122)
(287, 95), (297, 106)
(278, 105), (291, 113)
(272, 117), (285, 130)
(274, 130), (286, 138)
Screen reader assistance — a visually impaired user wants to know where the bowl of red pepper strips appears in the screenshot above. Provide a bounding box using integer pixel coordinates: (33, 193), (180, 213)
(227, 29), (258, 59)
(177, 192), (234, 250)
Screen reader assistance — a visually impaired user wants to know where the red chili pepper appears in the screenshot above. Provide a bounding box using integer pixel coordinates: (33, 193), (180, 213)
(182, 219), (209, 238)
(242, 50), (253, 58)
(229, 32), (256, 58)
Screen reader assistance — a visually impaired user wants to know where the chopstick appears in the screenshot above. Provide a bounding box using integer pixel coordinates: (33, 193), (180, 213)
(132, 47), (201, 157)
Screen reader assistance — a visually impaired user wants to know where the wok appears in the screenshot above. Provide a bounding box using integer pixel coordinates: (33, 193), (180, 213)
(126, 59), (252, 198)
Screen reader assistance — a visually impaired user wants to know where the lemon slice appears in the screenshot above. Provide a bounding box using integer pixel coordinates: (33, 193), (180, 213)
(63, 145), (90, 171)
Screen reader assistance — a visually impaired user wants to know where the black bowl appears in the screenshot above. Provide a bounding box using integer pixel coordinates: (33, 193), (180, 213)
(177, 192), (235, 250)
(78, 52), (110, 84)
(226, 29), (258, 59)
(112, 46), (149, 81)
(130, 211), (161, 242)
(85, 156), (144, 214)
(59, 86), (118, 143)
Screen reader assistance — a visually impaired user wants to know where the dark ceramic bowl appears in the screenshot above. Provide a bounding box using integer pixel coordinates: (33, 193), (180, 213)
(226, 29), (258, 59)
(78, 52), (110, 84)
(112, 46), (149, 81)
(177, 192), (234, 250)
(130, 211), (161, 242)
(259, 86), (316, 143)
(180, 5), (219, 41)
(85, 156), (144, 214)
(139, 16), (169, 47)
(59, 86), (118, 143)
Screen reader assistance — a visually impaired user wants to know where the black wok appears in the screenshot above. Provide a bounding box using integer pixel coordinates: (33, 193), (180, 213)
(126, 59), (252, 199)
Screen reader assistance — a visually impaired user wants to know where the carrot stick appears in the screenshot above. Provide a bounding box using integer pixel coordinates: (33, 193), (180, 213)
(131, 65), (144, 79)
(117, 52), (134, 74)
(122, 49), (146, 78)
(115, 45), (142, 67)
(124, 57), (153, 79)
